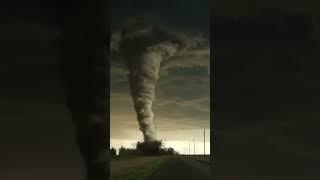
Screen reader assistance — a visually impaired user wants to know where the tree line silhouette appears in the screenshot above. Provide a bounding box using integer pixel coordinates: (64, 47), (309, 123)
(110, 141), (179, 156)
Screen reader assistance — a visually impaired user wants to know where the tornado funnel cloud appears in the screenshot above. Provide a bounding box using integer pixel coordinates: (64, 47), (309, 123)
(127, 51), (163, 142)
(118, 20), (203, 143)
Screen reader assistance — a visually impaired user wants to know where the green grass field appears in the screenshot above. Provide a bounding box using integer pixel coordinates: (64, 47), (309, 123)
(110, 155), (171, 180)
(110, 155), (139, 161)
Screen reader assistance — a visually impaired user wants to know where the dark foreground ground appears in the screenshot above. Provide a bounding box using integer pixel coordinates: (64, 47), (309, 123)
(150, 156), (211, 180)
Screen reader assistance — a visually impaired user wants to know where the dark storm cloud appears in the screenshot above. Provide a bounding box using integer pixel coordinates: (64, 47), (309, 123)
(110, 0), (209, 34)
(110, 48), (210, 109)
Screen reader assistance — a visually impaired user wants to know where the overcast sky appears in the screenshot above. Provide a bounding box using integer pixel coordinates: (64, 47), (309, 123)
(109, 0), (210, 152)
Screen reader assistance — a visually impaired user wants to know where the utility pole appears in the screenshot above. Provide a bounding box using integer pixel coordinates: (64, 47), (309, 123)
(193, 139), (196, 155)
(189, 141), (190, 156)
(204, 129), (206, 156)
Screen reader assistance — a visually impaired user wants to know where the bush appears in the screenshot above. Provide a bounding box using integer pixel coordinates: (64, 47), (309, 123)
(110, 147), (116, 155)
(119, 146), (138, 155)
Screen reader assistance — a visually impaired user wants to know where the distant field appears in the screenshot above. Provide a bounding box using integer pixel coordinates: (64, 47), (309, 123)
(110, 155), (171, 180)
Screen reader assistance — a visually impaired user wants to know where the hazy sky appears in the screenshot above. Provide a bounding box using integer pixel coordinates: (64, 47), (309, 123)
(110, 0), (210, 152)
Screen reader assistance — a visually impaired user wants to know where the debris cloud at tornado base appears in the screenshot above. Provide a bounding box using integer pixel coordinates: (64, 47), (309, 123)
(112, 20), (205, 143)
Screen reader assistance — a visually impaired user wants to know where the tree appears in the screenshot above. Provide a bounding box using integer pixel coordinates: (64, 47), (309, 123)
(167, 148), (175, 155)
(110, 148), (116, 155)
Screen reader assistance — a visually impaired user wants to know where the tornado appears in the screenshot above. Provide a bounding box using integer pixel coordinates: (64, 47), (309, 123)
(117, 20), (203, 142)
